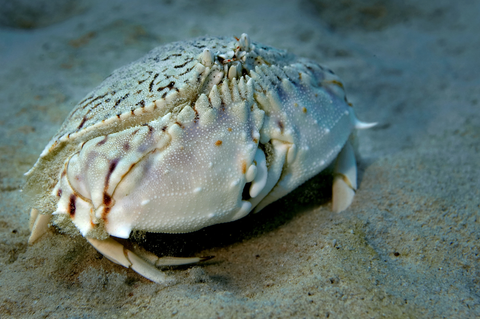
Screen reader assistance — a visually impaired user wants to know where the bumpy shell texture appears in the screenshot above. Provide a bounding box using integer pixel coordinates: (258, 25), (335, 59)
(25, 34), (354, 239)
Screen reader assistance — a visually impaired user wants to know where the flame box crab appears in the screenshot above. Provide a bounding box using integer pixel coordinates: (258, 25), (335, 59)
(25, 34), (374, 282)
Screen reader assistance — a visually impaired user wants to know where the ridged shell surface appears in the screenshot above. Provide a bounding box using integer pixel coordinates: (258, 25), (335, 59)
(25, 34), (354, 239)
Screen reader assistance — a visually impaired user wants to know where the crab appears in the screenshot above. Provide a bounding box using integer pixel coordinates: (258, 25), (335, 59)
(25, 34), (374, 283)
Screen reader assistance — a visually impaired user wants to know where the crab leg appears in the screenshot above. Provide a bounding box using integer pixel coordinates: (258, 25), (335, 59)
(134, 248), (213, 267)
(87, 237), (168, 283)
(28, 209), (51, 244)
(332, 141), (357, 213)
(87, 237), (212, 283)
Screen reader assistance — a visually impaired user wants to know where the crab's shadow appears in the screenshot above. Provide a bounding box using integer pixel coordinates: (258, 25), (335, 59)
(132, 171), (334, 257)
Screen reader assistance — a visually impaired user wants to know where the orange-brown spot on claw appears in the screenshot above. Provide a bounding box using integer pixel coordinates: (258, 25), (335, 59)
(277, 121), (284, 133)
(241, 160), (247, 174)
(68, 195), (76, 218)
(215, 140), (222, 146)
(102, 206), (111, 223)
(105, 159), (118, 190)
(228, 127), (232, 132)
(175, 121), (184, 129)
(103, 192), (112, 207)
(302, 107), (307, 113)
(253, 138), (258, 143)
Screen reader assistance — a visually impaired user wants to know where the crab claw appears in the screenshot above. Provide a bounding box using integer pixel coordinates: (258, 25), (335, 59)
(28, 209), (51, 244)
(249, 148), (268, 198)
(332, 142), (357, 213)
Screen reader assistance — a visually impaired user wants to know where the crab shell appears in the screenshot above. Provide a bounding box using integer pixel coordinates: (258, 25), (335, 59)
(25, 34), (372, 282)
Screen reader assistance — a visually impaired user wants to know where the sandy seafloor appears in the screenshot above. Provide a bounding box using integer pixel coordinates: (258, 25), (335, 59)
(0, 0), (479, 318)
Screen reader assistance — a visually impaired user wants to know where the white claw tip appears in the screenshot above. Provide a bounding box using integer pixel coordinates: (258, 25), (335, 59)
(354, 120), (377, 130)
(349, 108), (377, 130)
